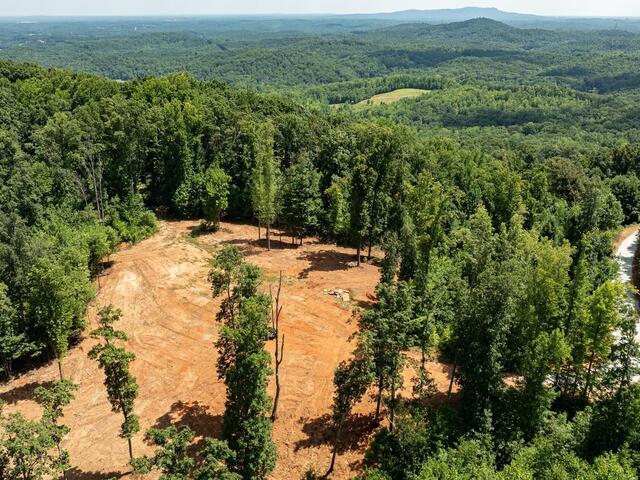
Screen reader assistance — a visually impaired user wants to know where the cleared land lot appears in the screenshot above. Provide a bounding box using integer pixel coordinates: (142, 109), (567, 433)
(0, 220), (455, 479)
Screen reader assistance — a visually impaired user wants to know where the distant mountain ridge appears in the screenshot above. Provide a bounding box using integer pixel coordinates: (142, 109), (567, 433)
(2, 7), (640, 34)
(357, 17), (640, 54)
(357, 18), (569, 50)
(350, 7), (545, 23)
(346, 7), (640, 32)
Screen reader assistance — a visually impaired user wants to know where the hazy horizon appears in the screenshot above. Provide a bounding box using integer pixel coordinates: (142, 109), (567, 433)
(2, 1), (639, 18)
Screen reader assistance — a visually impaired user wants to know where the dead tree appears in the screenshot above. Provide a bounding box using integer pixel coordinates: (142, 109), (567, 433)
(271, 271), (285, 421)
(80, 144), (105, 220)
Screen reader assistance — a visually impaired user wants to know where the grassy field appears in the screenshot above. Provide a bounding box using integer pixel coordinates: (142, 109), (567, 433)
(353, 88), (430, 108)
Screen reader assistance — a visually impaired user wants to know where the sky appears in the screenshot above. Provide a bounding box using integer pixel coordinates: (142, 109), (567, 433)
(1, 0), (640, 17)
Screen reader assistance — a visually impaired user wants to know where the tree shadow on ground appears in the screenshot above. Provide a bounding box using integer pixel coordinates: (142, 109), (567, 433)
(297, 250), (354, 279)
(151, 400), (223, 441)
(66, 468), (125, 480)
(221, 237), (300, 256)
(294, 412), (376, 453)
(95, 260), (115, 278)
(0, 380), (55, 405)
(149, 400), (224, 456)
(187, 223), (211, 238)
(354, 292), (377, 310)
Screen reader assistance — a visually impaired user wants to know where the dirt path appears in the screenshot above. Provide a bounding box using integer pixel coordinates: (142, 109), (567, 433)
(0, 220), (454, 479)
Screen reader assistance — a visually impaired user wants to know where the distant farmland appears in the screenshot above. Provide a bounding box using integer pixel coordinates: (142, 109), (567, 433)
(353, 88), (430, 108)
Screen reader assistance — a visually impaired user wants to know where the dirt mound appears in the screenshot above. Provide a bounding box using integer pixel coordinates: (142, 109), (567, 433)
(0, 221), (455, 479)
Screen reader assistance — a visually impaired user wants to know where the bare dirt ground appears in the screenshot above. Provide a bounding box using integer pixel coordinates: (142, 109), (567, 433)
(0, 220), (455, 480)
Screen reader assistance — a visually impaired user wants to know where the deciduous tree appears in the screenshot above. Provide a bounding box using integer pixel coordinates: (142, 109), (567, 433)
(280, 154), (321, 244)
(348, 157), (372, 267)
(27, 257), (94, 380)
(0, 406), (58, 480)
(582, 281), (625, 399)
(0, 283), (34, 380)
(89, 305), (140, 459)
(219, 295), (276, 479)
(324, 354), (373, 478)
(358, 281), (414, 427)
(251, 124), (280, 251)
(34, 380), (78, 479)
(132, 426), (240, 480)
(203, 164), (231, 231)
(270, 272), (285, 421)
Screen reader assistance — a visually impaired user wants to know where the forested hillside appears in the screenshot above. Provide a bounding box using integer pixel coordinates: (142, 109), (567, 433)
(1, 52), (640, 478)
(2, 10), (640, 480)
(1, 16), (640, 90)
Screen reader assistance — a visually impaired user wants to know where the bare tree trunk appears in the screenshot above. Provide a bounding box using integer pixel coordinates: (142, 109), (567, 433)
(271, 336), (284, 420)
(389, 375), (396, 433)
(2, 354), (12, 382)
(324, 416), (344, 479)
(271, 273), (285, 421)
(583, 354), (595, 400)
(367, 238), (372, 261)
(557, 367), (569, 398)
(267, 222), (271, 250)
(57, 444), (67, 480)
(97, 161), (105, 220)
(374, 376), (383, 423)
(74, 174), (89, 209)
(583, 317), (605, 400)
(91, 162), (100, 218)
(569, 370), (581, 398)
(414, 346), (428, 398)
(127, 437), (133, 460)
(121, 409), (134, 460)
(226, 283), (235, 326)
(447, 361), (457, 399)
(57, 358), (64, 381)
(86, 152), (105, 221)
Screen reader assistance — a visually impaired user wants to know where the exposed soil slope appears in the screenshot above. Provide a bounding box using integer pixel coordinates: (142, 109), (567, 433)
(0, 221), (455, 479)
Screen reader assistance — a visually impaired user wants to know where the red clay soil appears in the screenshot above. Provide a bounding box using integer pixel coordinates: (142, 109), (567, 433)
(0, 221), (455, 480)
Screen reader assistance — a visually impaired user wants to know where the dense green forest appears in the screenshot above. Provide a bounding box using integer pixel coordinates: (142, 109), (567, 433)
(2, 16), (640, 90)
(2, 10), (640, 480)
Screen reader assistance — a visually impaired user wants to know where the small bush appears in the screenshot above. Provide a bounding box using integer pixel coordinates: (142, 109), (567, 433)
(107, 194), (158, 244)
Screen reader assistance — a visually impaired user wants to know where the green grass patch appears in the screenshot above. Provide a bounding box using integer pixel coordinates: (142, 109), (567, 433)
(263, 273), (299, 286)
(352, 88), (430, 109)
(181, 232), (218, 255)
